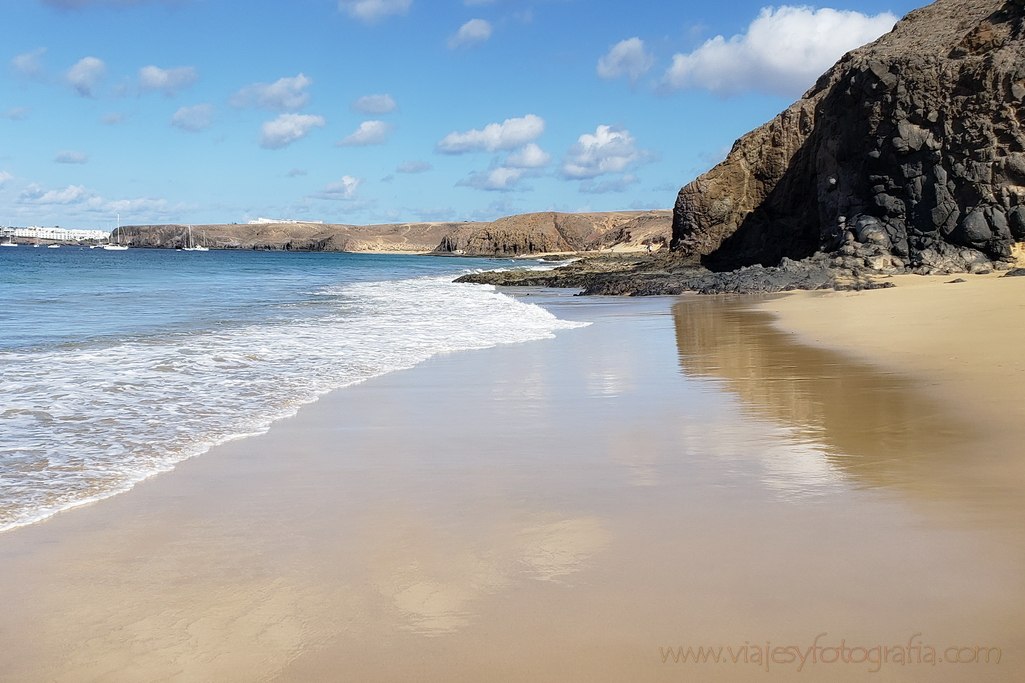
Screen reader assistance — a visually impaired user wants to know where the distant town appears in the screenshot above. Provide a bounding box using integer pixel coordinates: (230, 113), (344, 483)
(2, 225), (110, 242)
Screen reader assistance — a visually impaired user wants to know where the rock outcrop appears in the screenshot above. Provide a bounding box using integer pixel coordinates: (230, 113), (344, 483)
(119, 211), (671, 256)
(672, 0), (1025, 273)
(435, 211), (670, 256)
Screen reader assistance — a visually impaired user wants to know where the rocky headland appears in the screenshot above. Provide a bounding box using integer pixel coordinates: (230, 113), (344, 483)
(468, 0), (1025, 294)
(118, 211), (671, 256)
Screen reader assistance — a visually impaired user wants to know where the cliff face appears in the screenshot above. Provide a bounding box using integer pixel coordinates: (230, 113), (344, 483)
(434, 211), (670, 256)
(672, 0), (1025, 272)
(119, 222), (468, 253)
(120, 211), (671, 256)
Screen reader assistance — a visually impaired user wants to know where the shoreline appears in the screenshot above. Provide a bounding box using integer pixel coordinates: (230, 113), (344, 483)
(758, 273), (1025, 491)
(0, 284), (1022, 680)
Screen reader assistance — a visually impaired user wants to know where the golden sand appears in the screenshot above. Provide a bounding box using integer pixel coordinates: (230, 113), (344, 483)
(0, 288), (1022, 681)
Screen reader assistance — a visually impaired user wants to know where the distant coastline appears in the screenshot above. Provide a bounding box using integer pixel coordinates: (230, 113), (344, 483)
(110, 210), (672, 257)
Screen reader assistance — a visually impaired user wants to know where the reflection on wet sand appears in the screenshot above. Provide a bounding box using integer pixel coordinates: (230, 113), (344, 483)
(371, 514), (610, 636)
(672, 295), (1008, 508)
(2, 295), (1023, 682)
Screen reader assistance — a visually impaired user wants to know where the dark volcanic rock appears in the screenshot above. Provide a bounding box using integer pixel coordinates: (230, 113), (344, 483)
(458, 253), (891, 296)
(672, 0), (1025, 273)
(1003, 267), (1025, 276)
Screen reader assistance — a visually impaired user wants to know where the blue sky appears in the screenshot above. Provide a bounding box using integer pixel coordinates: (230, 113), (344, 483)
(1, 0), (922, 229)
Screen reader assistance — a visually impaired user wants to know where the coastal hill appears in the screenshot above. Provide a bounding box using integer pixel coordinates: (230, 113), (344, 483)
(672, 0), (1025, 273)
(120, 210), (670, 256)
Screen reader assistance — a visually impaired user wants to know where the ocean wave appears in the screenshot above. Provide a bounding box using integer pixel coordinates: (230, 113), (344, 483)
(0, 275), (587, 533)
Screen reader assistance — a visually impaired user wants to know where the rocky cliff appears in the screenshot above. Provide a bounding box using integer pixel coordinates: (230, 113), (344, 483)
(119, 211), (670, 256)
(119, 221), (468, 253)
(672, 0), (1025, 273)
(434, 211), (670, 256)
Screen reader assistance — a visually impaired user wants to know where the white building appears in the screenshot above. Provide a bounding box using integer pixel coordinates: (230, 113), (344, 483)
(248, 217), (324, 225)
(1, 226), (110, 241)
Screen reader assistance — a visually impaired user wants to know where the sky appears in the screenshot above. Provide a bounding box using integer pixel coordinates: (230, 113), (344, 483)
(1, 0), (923, 229)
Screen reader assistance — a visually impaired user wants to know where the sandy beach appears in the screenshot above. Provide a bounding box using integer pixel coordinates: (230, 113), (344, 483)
(1, 281), (1023, 681)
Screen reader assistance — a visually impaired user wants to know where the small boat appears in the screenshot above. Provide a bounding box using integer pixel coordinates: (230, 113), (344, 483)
(102, 214), (130, 251)
(47, 244), (61, 249)
(0, 236), (15, 248)
(182, 225), (209, 252)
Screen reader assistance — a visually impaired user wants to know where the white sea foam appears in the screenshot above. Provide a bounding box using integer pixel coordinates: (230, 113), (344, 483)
(0, 275), (588, 533)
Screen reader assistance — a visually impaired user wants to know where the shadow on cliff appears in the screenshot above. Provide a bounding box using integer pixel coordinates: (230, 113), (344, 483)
(671, 295), (1001, 505)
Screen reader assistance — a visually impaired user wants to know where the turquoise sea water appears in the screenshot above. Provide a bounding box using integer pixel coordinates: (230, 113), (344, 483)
(0, 248), (584, 532)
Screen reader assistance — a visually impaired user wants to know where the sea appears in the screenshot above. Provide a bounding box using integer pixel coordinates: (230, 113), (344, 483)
(0, 247), (585, 533)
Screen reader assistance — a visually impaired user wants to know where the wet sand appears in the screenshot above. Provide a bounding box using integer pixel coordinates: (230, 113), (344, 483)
(0, 290), (1022, 681)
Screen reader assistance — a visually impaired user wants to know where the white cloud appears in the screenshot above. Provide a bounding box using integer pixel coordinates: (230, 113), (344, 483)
(597, 37), (653, 82)
(12, 48), (47, 79)
(562, 125), (644, 179)
(437, 114), (544, 154)
(171, 104), (214, 132)
(101, 112), (125, 125)
(315, 175), (362, 200)
(663, 6), (897, 97)
(338, 120), (393, 146)
(287, 168), (308, 177)
(260, 114), (325, 149)
(506, 142), (550, 169)
(352, 93), (397, 114)
(232, 74), (312, 111)
(55, 150), (89, 164)
(339, 0), (411, 22)
(449, 18), (492, 49)
(459, 167), (527, 192)
(139, 65), (197, 95)
(397, 160), (432, 174)
(0, 171), (13, 186)
(67, 56), (106, 97)
(19, 184), (89, 205)
(3, 107), (31, 121)
(101, 196), (171, 215)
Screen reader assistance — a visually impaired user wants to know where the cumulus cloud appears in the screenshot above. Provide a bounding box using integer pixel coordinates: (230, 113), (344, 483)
(232, 74), (312, 111)
(437, 114), (544, 154)
(352, 93), (397, 114)
(12, 48), (47, 79)
(397, 160), (432, 174)
(562, 125), (644, 179)
(0, 171), (13, 186)
(597, 37), (653, 82)
(458, 167), (529, 192)
(55, 150), (89, 164)
(449, 19), (492, 49)
(19, 184), (89, 205)
(67, 56), (106, 97)
(663, 6), (897, 97)
(338, 120), (393, 146)
(260, 113), (325, 149)
(139, 65), (197, 95)
(506, 142), (550, 169)
(314, 175), (362, 200)
(339, 0), (411, 22)
(171, 104), (214, 132)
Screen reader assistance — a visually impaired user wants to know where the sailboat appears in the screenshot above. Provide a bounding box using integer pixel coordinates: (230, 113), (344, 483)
(182, 225), (209, 252)
(103, 214), (129, 251)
